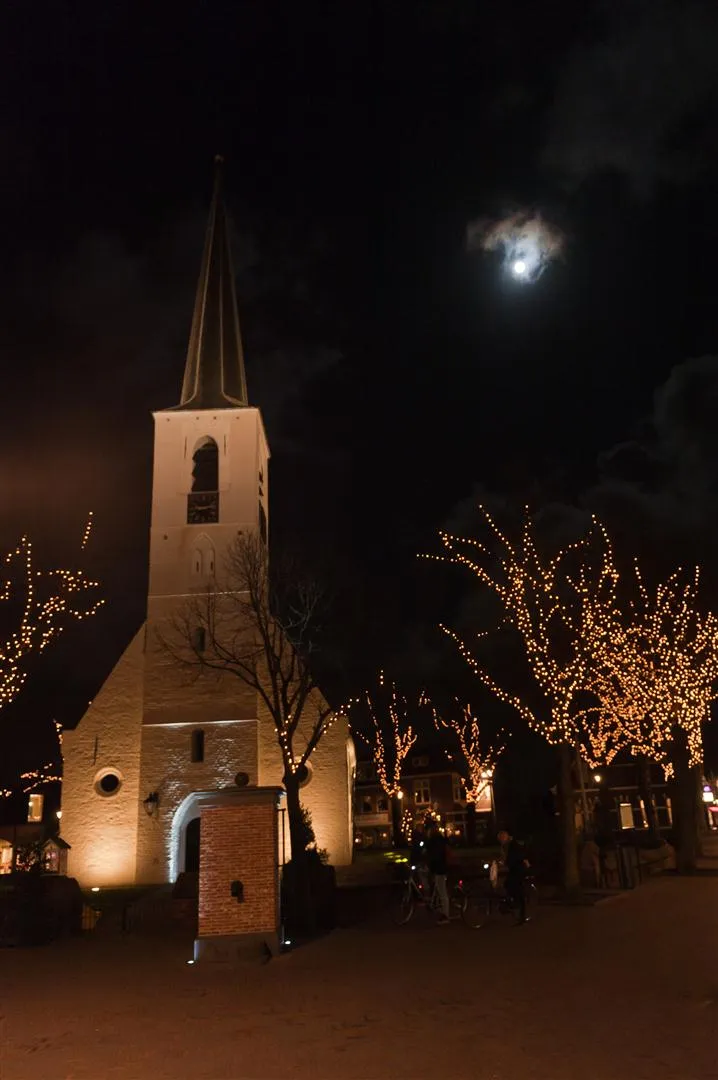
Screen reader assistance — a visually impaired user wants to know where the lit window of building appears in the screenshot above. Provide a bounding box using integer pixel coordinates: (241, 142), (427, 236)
(27, 794), (44, 823)
(0, 840), (12, 874)
(414, 779), (431, 806)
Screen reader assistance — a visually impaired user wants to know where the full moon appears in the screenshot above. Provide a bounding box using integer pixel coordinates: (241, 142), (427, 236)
(512, 259), (527, 277)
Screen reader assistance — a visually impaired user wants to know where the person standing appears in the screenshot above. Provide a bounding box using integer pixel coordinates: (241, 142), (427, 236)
(425, 820), (451, 924)
(497, 827), (530, 923)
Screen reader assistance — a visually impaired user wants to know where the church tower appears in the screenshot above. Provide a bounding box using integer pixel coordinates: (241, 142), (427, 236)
(60, 162), (352, 887)
(135, 159), (270, 882)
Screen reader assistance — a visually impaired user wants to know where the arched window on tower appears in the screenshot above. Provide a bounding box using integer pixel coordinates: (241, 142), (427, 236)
(190, 534), (216, 580)
(190, 729), (205, 763)
(187, 437), (219, 524)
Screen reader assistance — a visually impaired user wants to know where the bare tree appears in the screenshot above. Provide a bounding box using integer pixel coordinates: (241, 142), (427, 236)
(581, 564), (718, 868)
(431, 507), (619, 889)
(168, 532), (340, 921)
(424, 696), (505, 844)
(0, 518), (104, 718)
(431, 506), (718, 883)
(347, 673), (417, 845)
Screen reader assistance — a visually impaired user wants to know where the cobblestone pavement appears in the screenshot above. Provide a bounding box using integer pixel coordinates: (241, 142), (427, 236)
(2, 872), (718, 1080)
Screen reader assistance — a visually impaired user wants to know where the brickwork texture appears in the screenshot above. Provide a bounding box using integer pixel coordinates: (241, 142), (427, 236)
(198, 801), (279, 937)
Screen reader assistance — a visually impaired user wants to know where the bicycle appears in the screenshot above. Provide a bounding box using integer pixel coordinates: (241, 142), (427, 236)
(392, 867), (468, 925)
(488, 870), (538, 924)
(459, 861), (538, 928)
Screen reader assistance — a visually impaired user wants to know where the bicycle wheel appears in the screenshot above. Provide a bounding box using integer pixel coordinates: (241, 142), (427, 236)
(392, 886), (415, 925)
(462, 892), (489, 929)
(450, 885), (468, 918)
(523, 881), (538, 919)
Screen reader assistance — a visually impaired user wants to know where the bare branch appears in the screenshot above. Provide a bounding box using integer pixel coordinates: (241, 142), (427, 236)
(423, 694), (506, 804)
(163, 531), (336, 776)
(0, 519), (104, 718)
(346, 673), (417, 798)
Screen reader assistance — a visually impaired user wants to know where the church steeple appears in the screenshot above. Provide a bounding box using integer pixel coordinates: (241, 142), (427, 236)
(177, 157), (248, 409)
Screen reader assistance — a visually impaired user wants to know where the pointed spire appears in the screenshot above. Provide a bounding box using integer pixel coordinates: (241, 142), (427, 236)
(177, 157), (248, 409)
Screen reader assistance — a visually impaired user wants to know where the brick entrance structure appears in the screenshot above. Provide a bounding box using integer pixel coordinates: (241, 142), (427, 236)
(194, 786), (283, 962)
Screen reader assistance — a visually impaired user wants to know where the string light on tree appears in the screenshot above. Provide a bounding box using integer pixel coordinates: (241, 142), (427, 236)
(346, 672), (417, 843)
(424, 506), (619, 754)
(424, 506), (718, 879)
(581, 563), (717, 777)
(2, 720), (64, 801)
(0, 521), (104, 716)
(81, 511), (94, 551)
(423, 694), (506, 804)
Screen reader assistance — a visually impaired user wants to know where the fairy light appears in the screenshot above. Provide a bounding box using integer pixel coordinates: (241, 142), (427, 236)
(81, 511), (94, 551)
(423, 694), (506, 804)
(0, 525), (104, 714)
(401, 806), (414, 836)
(425, 507), (616, 751)
(581, 564), (716, 777)
(346, 673), (417, 800)
(2, 720), (64, 800)
(426, 506), (716, 777)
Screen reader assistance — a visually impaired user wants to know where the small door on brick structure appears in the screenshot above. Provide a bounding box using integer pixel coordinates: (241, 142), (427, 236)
(185, 817), (201, 873)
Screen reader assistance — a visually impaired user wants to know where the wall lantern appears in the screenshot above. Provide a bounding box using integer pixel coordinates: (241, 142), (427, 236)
(143, 791), (160, 817)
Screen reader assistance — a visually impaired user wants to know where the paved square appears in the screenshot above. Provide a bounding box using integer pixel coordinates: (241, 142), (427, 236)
(2, 875), (718, 1079)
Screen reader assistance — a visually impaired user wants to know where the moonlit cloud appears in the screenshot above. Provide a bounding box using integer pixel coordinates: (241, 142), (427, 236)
(466, 210), (566, 283)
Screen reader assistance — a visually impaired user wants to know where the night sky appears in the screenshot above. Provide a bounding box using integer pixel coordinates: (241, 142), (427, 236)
(3, 0), (718, 781)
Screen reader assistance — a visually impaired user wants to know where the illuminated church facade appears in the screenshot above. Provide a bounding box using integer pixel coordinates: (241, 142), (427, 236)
(60, 166), (355, 886)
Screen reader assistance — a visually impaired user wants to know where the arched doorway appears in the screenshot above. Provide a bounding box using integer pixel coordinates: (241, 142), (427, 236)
(185, 817), (200, 873)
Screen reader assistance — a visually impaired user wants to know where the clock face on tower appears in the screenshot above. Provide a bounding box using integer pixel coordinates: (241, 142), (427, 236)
(187, 491), (219, 524)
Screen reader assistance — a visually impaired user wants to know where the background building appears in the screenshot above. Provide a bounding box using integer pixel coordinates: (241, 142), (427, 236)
(354, 746), (494, 848)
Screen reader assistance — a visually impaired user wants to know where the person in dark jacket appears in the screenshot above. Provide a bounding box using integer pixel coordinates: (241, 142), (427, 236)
(425, 820), (451, 923)
(498, 828), (530, 923)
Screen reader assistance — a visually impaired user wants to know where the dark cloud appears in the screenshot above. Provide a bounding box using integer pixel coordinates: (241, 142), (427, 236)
(440, 355), (718, 586)
(584, 355), (718, 567)
(544, 0), (718, 192)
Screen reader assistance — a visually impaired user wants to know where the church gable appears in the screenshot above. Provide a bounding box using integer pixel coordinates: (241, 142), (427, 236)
(61, 626), (145, 886)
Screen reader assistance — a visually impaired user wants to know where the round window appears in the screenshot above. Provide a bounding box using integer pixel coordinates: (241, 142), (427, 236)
(297, 762), (313, 789)
(94, 769), (123, 797)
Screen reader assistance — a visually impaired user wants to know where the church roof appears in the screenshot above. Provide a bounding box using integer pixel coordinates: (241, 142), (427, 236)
(175, 157), (249, 410)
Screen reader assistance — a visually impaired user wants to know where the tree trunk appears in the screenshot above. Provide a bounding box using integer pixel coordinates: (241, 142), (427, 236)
(670, 731), (699, 875)
(636, 754), (660, 842)
(692, 765), (707, 855)
(557, 743), (580, 892)
(390, 794), (404, 847)
(465, 801), (477, 847)
(284, 774), (316, 935)
(573, 748), (591, 839)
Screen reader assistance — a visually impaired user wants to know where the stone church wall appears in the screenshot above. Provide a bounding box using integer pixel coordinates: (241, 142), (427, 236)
(257, 689), (354, 866)
(135, 719), (259, 883)
(61, 628), (145, 887)
(142, 597), (259, 727)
